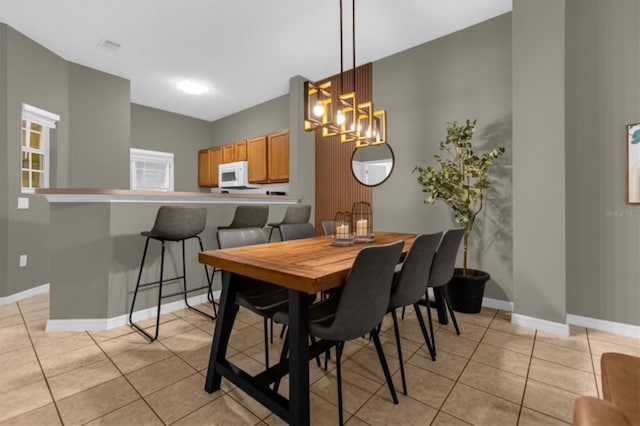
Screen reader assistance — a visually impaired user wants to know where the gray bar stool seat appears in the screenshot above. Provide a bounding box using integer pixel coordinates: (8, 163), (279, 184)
(268, 204), (311, 241)
(129, 206), (215, 342)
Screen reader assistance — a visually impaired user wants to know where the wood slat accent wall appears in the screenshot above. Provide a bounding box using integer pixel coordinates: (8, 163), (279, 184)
(314, 63), (373, 234)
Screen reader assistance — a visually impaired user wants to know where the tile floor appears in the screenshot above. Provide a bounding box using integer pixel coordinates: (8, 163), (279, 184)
(1, 294), (639, 425)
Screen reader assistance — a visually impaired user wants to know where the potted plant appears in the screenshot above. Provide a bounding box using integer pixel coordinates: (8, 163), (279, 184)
(414, 119), (505, 313)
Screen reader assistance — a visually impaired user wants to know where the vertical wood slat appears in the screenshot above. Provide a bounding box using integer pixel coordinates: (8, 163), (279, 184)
(314, 63), (373, 234)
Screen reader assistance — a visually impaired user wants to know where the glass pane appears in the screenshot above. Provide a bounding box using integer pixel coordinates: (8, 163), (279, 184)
(22, 151), (30, 169)
(22, 171), (30, 188)
(21, 119), (26, 129)
(30, 122), (42, 133)
(31, 171), (42, 188)
(30, 131), (42, 150)
(21, 129), (26, 147)
(32, 153), (43, 170)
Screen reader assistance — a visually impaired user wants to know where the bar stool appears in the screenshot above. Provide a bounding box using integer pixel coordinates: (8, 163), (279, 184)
(267, 204), (311, 241)
(129, 206), (215, 342)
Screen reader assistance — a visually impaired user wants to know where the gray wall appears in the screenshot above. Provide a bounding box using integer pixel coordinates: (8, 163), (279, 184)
(3, 25), (69, 297)
(565, 0), (640, 325)
(0, 25), (8, 297)
(131, 104), (214, 192)
(68, 63), (130, 189)
(372, 14), (513, 302)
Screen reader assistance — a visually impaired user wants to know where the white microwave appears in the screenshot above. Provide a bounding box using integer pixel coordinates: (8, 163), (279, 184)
(219, 161), (254, 188)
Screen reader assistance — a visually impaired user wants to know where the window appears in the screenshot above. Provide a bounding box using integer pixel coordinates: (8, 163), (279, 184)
(130, 148), (174, 192)
(21, 104), (59, 193)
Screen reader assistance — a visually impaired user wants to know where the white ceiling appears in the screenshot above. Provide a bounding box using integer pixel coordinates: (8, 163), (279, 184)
(0, 0), (511, 122)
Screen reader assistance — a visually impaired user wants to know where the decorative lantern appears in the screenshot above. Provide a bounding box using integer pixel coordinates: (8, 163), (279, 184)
(351, 201), (374, 242)
(332, 211), (354, 246)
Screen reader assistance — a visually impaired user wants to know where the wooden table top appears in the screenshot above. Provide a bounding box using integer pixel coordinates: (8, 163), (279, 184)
(198, 231), (416, 293)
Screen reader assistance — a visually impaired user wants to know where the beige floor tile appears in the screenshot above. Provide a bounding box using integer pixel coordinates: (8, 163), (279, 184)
(536, 328), (589, 353)
(28, 328), (80, 346)
(229, 325), (266, 352)
(522, 379), (579, 424)
(33, 332), (95, 359)
(56, 377), (139, 426)
(179, 343), (238, 371)
(482, 329), (533, 356)
(458, 360), (526, 404)
(595, 374), (602, 398)
(0, 380), (53, 423)
(533, 340), (593, 372)
(587, 329), (640, 349)
(126, 355), (196, 396)
(98, 331), (157, 357)
(489, 315), (536, 338)
(243, 338), (285, 367)
(342, 346), (400, 385)
(528, 358), (597, 397)
(589, 338), (640, 358)
(0, 346), (38, 370)
(227, 352), (267, 376)
(431, 330), (479, 358)
(389, 362), (455, 409)
(174, 395), (262, 426)
(440, 321), (487, 342)
(518, 407), (570, 425)
(236, 308), (265, 326)
(161, 327), (212, 354)
(109, 341), (173, 374)
(311, 365), (382, 415)
(0, 404), (60, 426)
(471, 342), (530, 377)
(17, 299), (49, 314)
(408, 347), (468, 381)
(21, 309), (49, 325)
(0, 314), (24, 329)
(356, 393), (437, 426)
(431, 411), (472, 426)
(145, 373), (222, 424)
(89, 325), (135, 342)
(267, 392), (350, 426)
(454, 308), (497, 328)
(0, 351), (44, 393)
(382, 314), (433, 346)
(136, 313), (180, 331)
(0, 303), (20, 319)
(441, 383), (520, 426)
(16, 293), (48, 307)
(84, 399), (163, 426)
(344, 416), (372, 426)
(592, 353), (602, 375)
(0, 324), (32, 354)
(48, 358), (121, 401)
(40, 344), (107, 378)
(377, 327), (423, 360)
(227, 385), (274, 420)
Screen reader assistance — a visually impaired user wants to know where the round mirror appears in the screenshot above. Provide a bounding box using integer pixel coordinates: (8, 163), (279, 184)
(351, 144), (395, 187)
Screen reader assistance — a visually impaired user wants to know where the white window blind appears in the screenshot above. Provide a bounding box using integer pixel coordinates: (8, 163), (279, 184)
(130, 148), (174, 192)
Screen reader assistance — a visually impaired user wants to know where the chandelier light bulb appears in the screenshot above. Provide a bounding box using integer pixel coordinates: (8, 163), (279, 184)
(336, 110), (345, 125)
(313, 102), (325, 117)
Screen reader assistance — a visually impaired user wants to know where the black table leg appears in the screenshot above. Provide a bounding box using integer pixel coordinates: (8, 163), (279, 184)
(433, 286), (449, 325)
(205, 271), (238, 393)
(288, 290), (310, 426)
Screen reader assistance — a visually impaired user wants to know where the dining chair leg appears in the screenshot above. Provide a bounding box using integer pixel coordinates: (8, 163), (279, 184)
(270, 318), (274, 343)
(198, 236), (218, 318)
(309, 335), (322, 368)
(335, 341), (345, 426)
(273, 332), (289, 393)
(413, 303), (436, 361)
(371, 328), (399, 404)
(442, 287), (460, 335)
(401, 306), (406, 320)
(263, 317), (269, 368)
(391, 309), (407, 395)
(279, 324), (287, 339)
(425, 295), (436, 357)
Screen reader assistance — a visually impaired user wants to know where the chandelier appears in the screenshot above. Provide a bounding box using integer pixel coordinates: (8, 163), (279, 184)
(303, 0), (387, 148)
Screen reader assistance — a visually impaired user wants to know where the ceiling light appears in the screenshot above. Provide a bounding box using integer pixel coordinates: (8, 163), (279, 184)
(303, 0), (387, 147)
(176, 80), (209, 95)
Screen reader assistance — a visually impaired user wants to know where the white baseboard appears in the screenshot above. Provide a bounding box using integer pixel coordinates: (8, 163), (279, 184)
(0, 283), (49, 306)
(482, 297), (513, 312)
(511, 313), (570, 336)
(567, 314), (640, 340)
(46, 290), (221, 332)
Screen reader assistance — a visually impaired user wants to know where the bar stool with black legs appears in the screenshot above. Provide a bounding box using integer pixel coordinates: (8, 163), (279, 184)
(267, 204), (311, 241)
(129, 206), (215, 342)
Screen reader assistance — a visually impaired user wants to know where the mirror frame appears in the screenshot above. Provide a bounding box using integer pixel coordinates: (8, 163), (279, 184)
(350, 143), (395, 187)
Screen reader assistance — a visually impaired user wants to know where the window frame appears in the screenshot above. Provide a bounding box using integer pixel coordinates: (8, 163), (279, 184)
(21, 104), (59, 194)
(130, 148), (175, 192)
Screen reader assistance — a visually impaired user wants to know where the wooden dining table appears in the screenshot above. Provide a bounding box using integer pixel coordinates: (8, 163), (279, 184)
(199, 231), (417, 425)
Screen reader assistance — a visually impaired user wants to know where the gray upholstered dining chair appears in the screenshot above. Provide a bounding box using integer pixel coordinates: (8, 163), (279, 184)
(273, 240), (404, 426)
(218, 205), (269, 231)
(321, 220), (334, 236)
(424, 227), (465, 356)
(129, 206), (214, 342)
(278, 222), (316, 241)
(268, 204), (312, 241)
(386, 232), (442, 395)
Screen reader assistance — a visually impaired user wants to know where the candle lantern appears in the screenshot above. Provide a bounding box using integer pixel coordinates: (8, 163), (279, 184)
(331, 211), (354, 246)
(351, 201), (374, 242)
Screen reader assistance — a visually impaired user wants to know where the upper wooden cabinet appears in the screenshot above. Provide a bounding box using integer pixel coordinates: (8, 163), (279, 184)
(197, 146), (223, 187)
(222, 144), (234, 163)
(234, 141), (247, 162)
(247, 136), (268, 183)
(267, 131), (289, 183)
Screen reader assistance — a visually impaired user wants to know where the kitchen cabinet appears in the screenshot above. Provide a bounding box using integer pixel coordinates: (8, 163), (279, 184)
(210, 147), (222, 187)
(222, 144), (234, 163)
(247, 136), (268, 183)
(197, 147), (223, 187)
(267, 131), (289, 182)
(234, 141), (247, 161)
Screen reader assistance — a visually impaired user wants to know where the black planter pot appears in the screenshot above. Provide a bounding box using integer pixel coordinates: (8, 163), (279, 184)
(447, 268), (491, 314)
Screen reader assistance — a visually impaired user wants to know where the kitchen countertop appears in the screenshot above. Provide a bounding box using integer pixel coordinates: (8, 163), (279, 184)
(35, 188), (302, 204)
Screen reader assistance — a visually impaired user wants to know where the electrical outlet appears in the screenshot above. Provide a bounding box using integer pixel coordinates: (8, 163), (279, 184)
(18, 197), (29, 209)
(19, 255), (27, 267)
